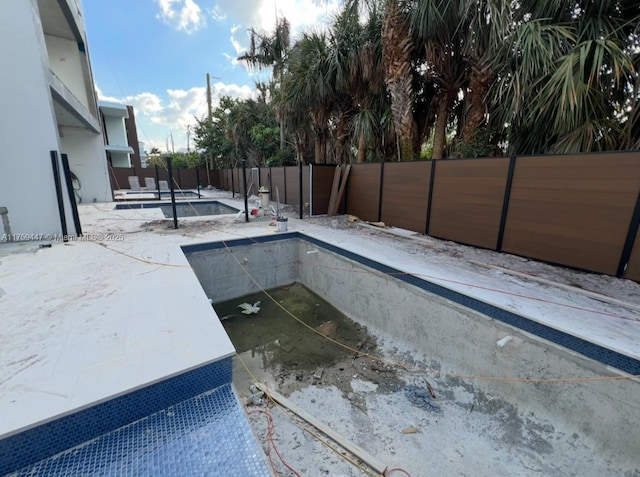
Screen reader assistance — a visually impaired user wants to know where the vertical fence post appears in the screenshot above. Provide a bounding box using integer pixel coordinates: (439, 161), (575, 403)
(50, 151), (68, 242)
(60, 154), (82, 236)
(242, 160), (249, 222)
(283, 167), (287, 204)
(196, 167), (201, 198)
(617, 191), (640, 277)
(425, 160), (436, 235)
(496, 155), (517, 252)
(378, 162), (385, 222)
(167, 157), (178, 229)
(232, 168), (235, 198)
(309, 164), (314, 217)
(299, 161), (304, 219)
(155, 165), (161, 199)
(177, 168), (182, 189)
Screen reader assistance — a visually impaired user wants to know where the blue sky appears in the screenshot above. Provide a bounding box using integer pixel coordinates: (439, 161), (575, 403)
(84, 0), (341, 153)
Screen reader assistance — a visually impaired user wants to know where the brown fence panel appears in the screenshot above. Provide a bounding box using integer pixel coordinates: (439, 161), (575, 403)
(380, 162), (431, 234)
(270, 167), (286, 204)
(345, 163), (382, 222)
(429, 158), (509, 250)
(311, 165), (337, 215)
(625, 226), (640, 281)
(285, 166), (299, 205)
(225, 169), (232, 191)
(178, 169), (198, 189)
(208, 169), (221, 188)
(235, 167), (249, 195)
(110, 167), (135, 190)
(219, 169), (227, 190)
(502, 153), (640, 275)
(233, 168), (242, 194)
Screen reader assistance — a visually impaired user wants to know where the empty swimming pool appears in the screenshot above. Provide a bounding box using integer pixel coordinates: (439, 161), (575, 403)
(115, 200), (239, 217)
(183, 232), (640, 475)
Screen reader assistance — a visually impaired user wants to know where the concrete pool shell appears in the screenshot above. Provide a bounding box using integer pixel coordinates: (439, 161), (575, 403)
(184, 232), (640, 470)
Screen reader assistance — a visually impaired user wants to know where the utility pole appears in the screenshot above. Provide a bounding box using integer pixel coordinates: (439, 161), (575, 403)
(206, 73), (213, 120)
(186, 125), (191, 152)
(205, 73), (216, 186)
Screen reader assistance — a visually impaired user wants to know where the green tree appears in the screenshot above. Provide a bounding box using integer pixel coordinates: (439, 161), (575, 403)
(247, 0), (640, 160)
(489, 0), (640, 154)
(238, 16), (292, 151)
(193, 96), (236, 168)
(147, 152), (204, 169)
(282, 31), (337, 164)
(330, 1), (392, 163)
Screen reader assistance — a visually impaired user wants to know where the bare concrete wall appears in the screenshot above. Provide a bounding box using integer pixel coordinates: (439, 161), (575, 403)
(185, 241), (298, 304)
(184, 236), (640, 467)
(294, 239), (640, 467)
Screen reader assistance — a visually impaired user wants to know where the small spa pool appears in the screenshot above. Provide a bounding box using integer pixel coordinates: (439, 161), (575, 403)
(115, 200), (239, 218)
(124, 190), (200, 198)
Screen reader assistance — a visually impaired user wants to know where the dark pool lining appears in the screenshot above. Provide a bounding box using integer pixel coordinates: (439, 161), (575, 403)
(115, 200), (238, 212)
(181, 232), (640, 376)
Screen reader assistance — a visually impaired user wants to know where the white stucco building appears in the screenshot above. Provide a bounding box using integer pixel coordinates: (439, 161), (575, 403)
(98, 101), (134, 168)
(0, 0), (111, 240)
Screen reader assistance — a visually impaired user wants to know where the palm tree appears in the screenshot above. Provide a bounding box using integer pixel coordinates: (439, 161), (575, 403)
(458, 1), (511, 147)
(410, 0), (473, 159)
(382, 0), (416, 160)
(489, 0), (640, 154)
(330, 0), (388, 163)
(238, 16), (291, 151)
(282, 31), (337, 164)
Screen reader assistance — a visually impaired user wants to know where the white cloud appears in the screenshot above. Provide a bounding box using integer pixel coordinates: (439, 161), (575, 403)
(214, 0), (341, 34)
(223, 52), (240, 66)
(230, 35), (246, 56)
(156, 0), (206, 34)
(96, 84), (254, 152)
(94, 85), (120, 104)
(210, 5), (226, 21)
(126, 93), (164, 115)
(218, 1), (342, 69)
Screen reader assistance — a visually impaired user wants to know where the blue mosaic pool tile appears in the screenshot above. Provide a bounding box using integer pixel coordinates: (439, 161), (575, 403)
(183, 232), (640, 377)
(0, 358), (232, 475)
(11, 384), (270, 477)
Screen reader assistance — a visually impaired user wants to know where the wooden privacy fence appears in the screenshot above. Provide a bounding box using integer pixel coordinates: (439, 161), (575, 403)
(110, 167), (220, 191)
(220, 166), (310, 209)
(220, 151), (640, 281)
